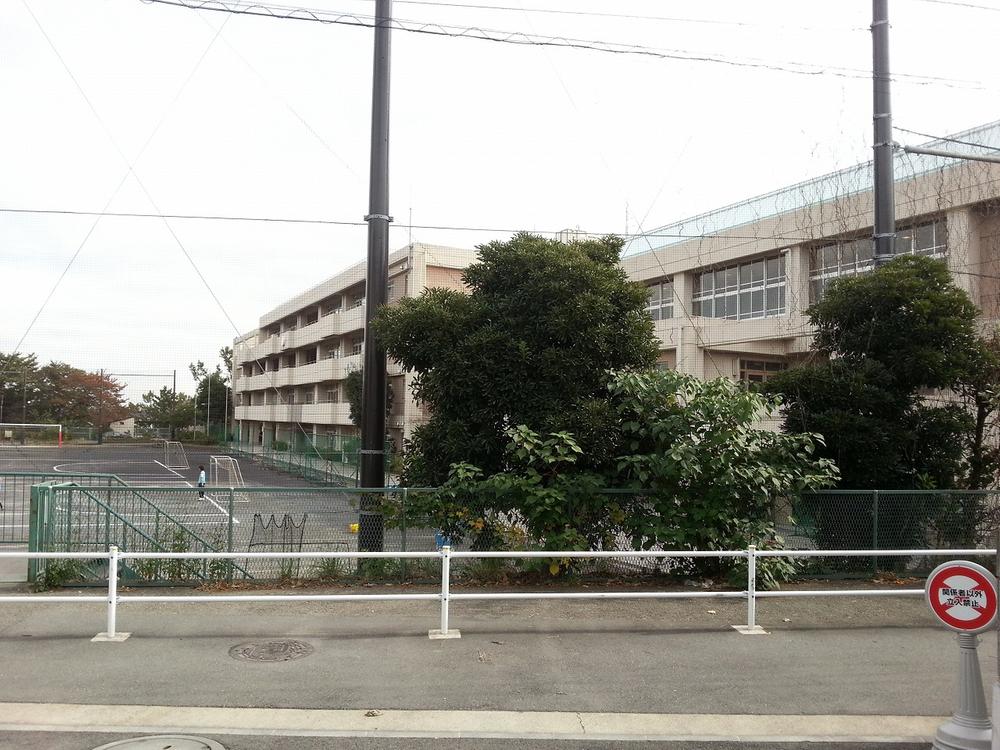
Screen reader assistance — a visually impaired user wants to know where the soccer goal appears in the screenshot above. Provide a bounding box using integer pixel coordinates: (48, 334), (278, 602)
(164, 440), (189, 469)
(210, 455), (245, 487)
(0, 423), (63, 446)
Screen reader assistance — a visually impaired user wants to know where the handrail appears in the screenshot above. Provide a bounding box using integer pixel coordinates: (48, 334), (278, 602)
(0, 545), (994, 642)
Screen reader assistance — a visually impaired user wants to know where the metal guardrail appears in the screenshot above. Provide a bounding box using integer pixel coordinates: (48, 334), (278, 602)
(0, 545), (995, 641)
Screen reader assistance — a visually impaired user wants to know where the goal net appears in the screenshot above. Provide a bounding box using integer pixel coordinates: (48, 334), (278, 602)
(164, 440), (189, 469)
(0, 423), (63, 446)
(210, 455), (245, 487)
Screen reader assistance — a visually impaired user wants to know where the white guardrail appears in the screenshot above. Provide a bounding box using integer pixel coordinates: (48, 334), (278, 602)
(0, 546), (994, 641)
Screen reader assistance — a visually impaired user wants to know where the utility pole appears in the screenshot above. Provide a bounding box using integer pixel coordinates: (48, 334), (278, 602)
(206, 374), (212, 439)
(359, 0), (393, 552)
(872, 0), (896, 266)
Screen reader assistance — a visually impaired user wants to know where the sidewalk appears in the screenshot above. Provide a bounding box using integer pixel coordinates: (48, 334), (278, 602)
(0, 587), (990, 744)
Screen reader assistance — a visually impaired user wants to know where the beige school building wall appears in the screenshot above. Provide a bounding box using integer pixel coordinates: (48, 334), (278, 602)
(622, 125), (1000, 389)
(231, 243), (475, 454)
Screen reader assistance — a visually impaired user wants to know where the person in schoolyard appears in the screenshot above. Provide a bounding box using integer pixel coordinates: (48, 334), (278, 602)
(197, 464), (206, 498)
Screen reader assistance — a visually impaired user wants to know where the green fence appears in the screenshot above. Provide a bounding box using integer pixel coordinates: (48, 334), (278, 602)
(16, 475), (1000, 585)
(228, 442), (395, 486)
(29, 481), (252, 584)
(0, 471), (126, 545)
(783, 490), (1000, 575)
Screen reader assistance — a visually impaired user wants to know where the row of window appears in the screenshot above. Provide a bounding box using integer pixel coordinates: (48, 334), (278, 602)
(645, 218), (949, 321)
(692, 255), (786, 320)
(808, 219), (946, 302)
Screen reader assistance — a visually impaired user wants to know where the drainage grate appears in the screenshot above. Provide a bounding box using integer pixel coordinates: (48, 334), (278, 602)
(91, 736), (226, 750)
(228, 639), (314, 662)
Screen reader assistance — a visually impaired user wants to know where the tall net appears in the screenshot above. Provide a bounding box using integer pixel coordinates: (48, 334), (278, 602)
(210, 455), (245, 487)
(164, 441), (188, 469)
(0, 423), (62, 446)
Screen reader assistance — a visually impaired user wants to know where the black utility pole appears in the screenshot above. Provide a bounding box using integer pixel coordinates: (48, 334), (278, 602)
(359, 0), (393, 552)
(872, 0), (896, 266)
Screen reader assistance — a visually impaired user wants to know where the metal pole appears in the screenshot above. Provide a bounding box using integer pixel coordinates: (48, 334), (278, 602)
(871, 0), (896, 266)
(173, 369), (176, 396)
(902, 145), (1000, 165)
(206, 375), (212, 439)
(747, 544), (757, 629)
(441, 545), (450, 633)
(107, 546), (119, 637)
(359, 0), (393, 552)
(994, 528), (1000, 750)
(934, 633), (991, 749)
(227, 488), (235, 583)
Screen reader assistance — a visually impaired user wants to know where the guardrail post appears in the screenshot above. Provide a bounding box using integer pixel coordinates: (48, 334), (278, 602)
(429, 545), (460, 639)
(872, 489), (880, 575)
(227, 488), (235, 583)
(93, 545), (129, 642)
(733, 545), (767, 635)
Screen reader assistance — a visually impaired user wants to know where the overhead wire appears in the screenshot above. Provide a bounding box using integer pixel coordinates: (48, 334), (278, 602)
(19, 1), (327, 458)
(0, 207), (828, 243)
(13, 0), (231, 356)
(137, 0), (983, 88)
(894, 125), (1000, 152)
(389, 0), (860, 33)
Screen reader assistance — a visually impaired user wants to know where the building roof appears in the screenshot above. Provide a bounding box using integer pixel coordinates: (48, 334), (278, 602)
(623, 120), (1000, 258)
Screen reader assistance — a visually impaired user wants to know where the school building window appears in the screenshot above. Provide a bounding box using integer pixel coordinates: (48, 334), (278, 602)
(646, 279), (674, 321)
(739, 358), (787, 384)
(692, 255), (786, 320)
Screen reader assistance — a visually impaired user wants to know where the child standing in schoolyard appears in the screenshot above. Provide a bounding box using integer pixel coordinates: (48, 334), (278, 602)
(197, 464), (206, 498)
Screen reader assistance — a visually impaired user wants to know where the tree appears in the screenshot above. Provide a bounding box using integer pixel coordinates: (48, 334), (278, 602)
(373, 233), (659, 485)
(0, 352), (40, 425)
(407, 369), (837, 580)
(135, 387), (195, 440)
(189, 359), (232, 439)
(769, 255), (985, 490)
(344, 368), (393, 428)
(808, 255), (981, 391)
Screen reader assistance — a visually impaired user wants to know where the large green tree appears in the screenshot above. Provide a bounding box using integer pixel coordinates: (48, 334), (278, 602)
(373, 233), (659, 485)
(769, 255), (992, 490)
(405, 369), (837, 580)
(134, 387), (196, 440)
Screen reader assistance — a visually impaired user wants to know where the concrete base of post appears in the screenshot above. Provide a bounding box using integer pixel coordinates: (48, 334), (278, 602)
(992, 683), (1000, 750)
(935, 720), (992, 750)
(933, 633), (991, 750)
(91, 632), (130, 642)
(428, 629), (461, 640)
(731, 625), (768, 635)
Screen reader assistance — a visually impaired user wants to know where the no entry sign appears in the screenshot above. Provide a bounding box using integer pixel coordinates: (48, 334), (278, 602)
(925, 560), (998, 634)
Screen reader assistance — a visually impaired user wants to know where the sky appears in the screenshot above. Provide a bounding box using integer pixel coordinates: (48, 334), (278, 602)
(2, 0), (1000, 401)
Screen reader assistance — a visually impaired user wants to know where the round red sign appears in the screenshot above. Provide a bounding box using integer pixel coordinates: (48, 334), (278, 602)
(925, 560), (998, 634)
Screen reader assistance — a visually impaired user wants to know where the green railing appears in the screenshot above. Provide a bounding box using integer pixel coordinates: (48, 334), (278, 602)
(227, 443), (389, 486)
(26, 476), (252, 583)
(1, 471), (124, 545)
(784, 489), (1000, 575)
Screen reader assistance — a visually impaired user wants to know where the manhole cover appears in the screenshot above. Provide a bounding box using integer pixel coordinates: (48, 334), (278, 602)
(228, 639), (314, 662)
(91, 737), (226, 750)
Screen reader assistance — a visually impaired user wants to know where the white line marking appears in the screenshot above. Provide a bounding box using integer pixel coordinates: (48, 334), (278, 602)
(153, 461), (239, 525)
(0, 703), (945, 743)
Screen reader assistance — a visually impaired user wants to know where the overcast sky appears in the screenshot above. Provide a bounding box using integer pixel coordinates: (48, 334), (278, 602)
(3, 0), (999, 400)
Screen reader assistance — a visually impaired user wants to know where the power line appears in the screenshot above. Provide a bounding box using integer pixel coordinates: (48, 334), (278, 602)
(389, 0), (859, 33)
(894, 125), (1000, 152)
(911, 0), (1000, 11)
(138, 0), (981, 88)
(13, 0), (229, 356)
(0, 206), (826, 243)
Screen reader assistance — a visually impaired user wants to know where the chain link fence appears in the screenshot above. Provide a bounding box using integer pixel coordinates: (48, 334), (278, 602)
(780, 490), (1000, 576)
(19, 478), (1000, 586)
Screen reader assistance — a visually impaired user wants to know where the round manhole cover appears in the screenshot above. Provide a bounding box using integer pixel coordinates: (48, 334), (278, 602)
(229, 639), (314, 662)
(91, 737), (226, 750)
